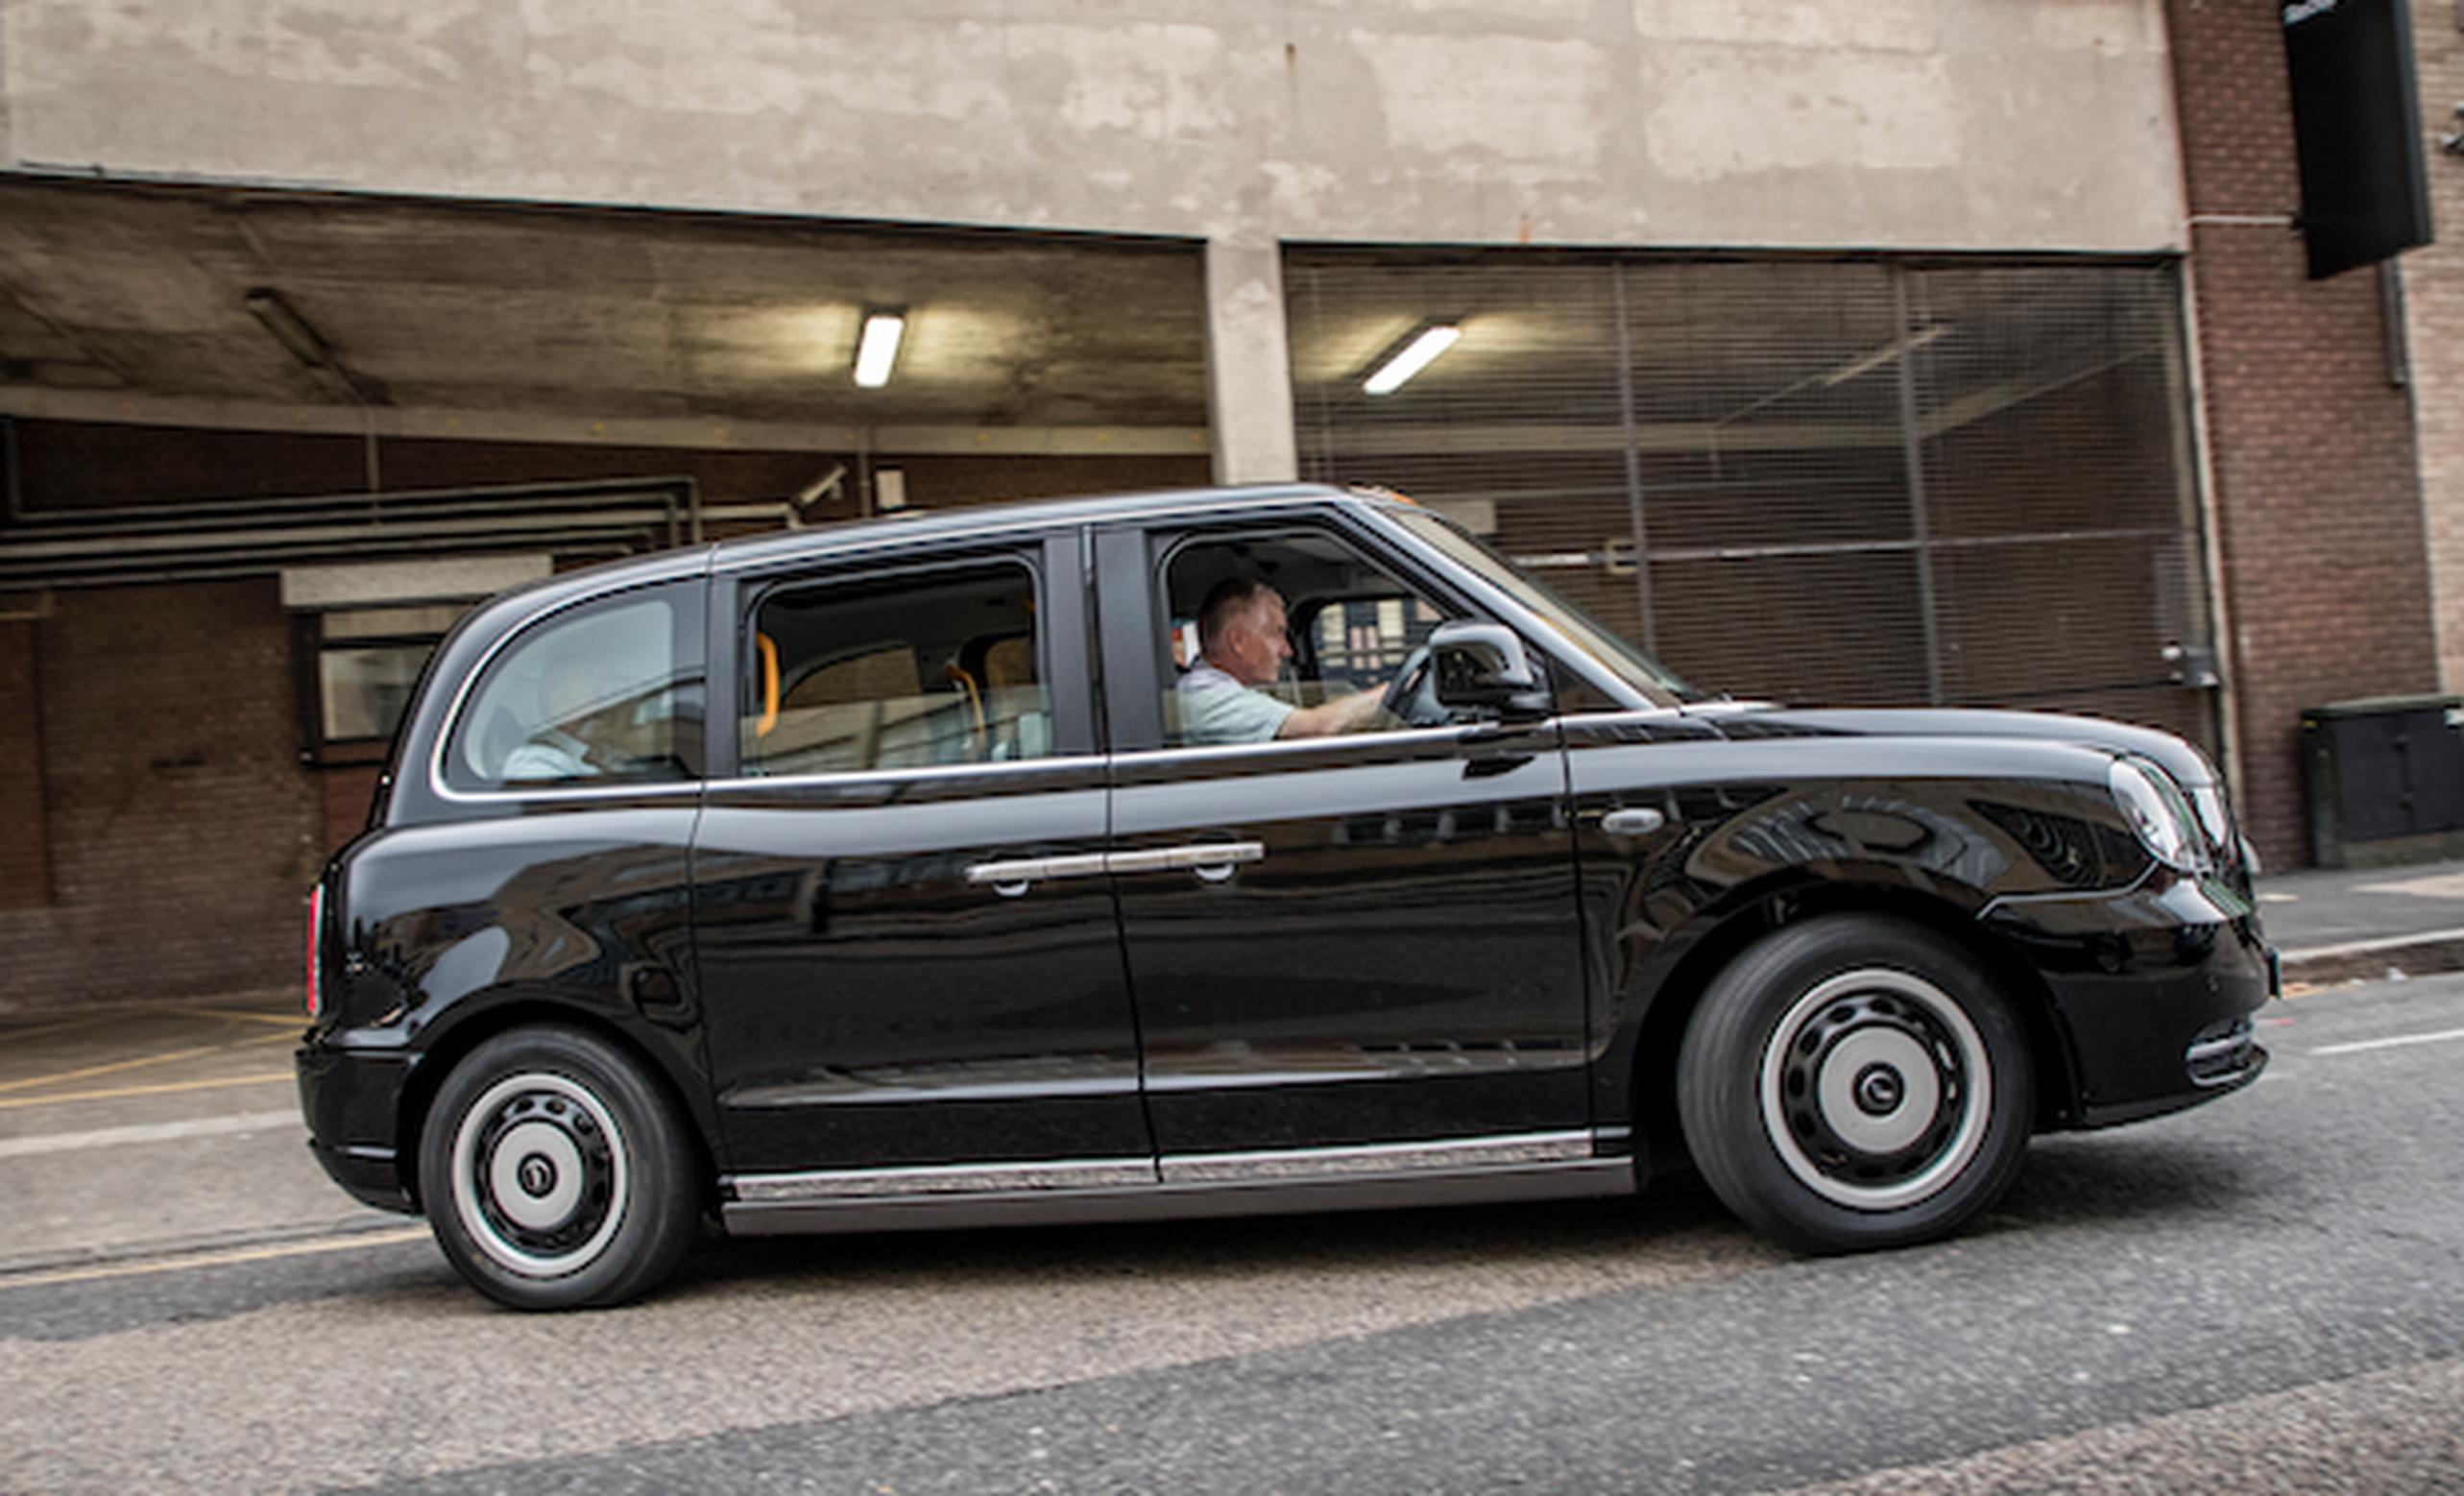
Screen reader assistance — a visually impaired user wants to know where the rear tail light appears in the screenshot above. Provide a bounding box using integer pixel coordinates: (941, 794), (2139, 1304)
(304, 884), (325, 1020)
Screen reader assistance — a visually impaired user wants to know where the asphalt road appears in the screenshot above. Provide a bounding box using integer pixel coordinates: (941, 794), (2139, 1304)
(6, 976), (2464, 1493)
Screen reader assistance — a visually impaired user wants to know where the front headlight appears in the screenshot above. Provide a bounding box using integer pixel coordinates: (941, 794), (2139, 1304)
(2186, 783), (2234, 854)
(2109, 756), (2205, 873)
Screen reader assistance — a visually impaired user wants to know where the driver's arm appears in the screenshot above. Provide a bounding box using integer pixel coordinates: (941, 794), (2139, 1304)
(1276, 687), (1387, 738)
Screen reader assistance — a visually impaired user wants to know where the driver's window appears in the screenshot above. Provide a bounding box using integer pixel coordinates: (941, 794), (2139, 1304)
(1161, 528), (1459, 748)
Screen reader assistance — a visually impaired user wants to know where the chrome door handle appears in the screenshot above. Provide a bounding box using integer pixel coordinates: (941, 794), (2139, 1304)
(966, 843), (1265, 896)
(1108, 842), (1267, 880)
(1600, 808), (1665, 837)
(965, 852), (1110, 896)
(1164, 841), (1265, 883)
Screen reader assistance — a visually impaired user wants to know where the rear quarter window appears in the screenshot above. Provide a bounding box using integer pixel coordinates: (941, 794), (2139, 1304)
(443, 583), (705, 793)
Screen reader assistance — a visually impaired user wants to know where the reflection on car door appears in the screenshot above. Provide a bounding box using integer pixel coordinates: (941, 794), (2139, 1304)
(1096, 522), (1592, 1174)
(690, 533), (1152, 1188)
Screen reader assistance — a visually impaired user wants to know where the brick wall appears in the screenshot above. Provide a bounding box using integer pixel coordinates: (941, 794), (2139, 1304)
(2403, 0), (2464, 691)
(2167, 0), (2441, 867)
(0, 581), (323, 1008)
(0, 619), (50, 911)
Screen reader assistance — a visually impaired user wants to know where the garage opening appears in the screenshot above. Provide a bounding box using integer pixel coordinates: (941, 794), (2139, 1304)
(0, 176), (1210, 1006)
(1286, 250), (2221, 757)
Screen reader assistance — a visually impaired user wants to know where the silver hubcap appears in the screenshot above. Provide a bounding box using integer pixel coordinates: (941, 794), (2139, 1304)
(450, 1071), (629, 1278)
(1758, 968), (1992, 1212)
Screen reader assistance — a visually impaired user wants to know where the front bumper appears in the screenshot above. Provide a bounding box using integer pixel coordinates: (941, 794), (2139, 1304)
(1982, 871), (2275, 1129)
(296, 1038), (418, 1214)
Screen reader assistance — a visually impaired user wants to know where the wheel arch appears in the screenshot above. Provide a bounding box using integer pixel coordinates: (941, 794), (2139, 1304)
(393, 996), (720, 1215)
(1610, 874), (2081, 1180)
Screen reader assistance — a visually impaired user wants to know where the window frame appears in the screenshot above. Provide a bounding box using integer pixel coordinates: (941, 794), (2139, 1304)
(707, 531), (1092, 785)
(292, 607), (468, 769)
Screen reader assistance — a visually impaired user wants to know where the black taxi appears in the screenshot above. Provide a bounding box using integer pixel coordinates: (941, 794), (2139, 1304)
(298, 483), (2273, 1309)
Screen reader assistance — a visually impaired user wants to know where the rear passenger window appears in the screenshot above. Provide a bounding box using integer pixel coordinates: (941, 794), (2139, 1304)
(447, 583), (705, 791)
(743, 563), (1050, 777)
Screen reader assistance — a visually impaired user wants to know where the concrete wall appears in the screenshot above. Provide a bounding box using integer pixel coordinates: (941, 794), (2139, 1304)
(0, 0), (2186, 253)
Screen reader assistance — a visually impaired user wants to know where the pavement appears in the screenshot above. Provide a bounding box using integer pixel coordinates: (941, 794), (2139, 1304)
(0, 992), (391, 1277)
(2256, 858), (2464, 985)
(0, 857), (2457, 1283)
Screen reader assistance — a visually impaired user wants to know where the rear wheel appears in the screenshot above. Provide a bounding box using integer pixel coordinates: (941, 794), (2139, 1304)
(417, 1025), (700, 1310)
(1677, 914), (2033, 1252)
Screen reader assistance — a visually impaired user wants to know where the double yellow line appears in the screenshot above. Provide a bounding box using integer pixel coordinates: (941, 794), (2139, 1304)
(1, 1225), (432, 1291)
(0, 1021), (299, 1111)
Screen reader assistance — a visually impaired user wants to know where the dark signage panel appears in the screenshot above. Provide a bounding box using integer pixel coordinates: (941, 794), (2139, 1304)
(2283, 0), (2434, 279)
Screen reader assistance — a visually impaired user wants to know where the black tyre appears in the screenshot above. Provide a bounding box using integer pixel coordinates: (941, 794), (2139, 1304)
(417, 1025), (701, 1310)
(1677, 913), (2033, 1252)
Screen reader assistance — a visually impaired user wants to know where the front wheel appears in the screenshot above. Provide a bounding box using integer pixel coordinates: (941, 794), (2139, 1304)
(1677, 914), (2034, 1252)
(417, 1025), (701, 1310)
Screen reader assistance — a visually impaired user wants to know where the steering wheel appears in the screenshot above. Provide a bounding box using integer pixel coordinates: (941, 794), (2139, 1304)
(1379, 644), (1446, 728)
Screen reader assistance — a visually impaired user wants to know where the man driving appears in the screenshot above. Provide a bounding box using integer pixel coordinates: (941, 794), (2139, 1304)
(1177, 577), (1393, 744)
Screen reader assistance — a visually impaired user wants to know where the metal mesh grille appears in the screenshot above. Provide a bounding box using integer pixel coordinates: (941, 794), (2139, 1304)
(1288, 250), (2217, 753)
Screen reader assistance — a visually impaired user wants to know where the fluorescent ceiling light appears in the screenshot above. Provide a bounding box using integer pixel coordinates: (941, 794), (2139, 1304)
(1363, 324), (1461, 396)
(853, 311), (906, 389)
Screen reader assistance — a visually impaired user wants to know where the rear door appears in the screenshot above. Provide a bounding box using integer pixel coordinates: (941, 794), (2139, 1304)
(690, 530), (1151, 1187)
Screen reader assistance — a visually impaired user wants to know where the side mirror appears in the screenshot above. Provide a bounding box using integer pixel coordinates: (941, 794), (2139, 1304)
(1430, 621), (1551, 720)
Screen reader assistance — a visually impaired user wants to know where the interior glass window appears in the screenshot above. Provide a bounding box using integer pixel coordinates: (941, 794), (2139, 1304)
(301, 603), (476, 760)
(1160, 528), (1460, 747)
(448, 588), (704, 790)
(743, 562), (1050, 777)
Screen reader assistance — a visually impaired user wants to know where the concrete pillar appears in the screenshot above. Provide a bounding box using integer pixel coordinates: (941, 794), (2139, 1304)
(1202, 236), (1299, 485)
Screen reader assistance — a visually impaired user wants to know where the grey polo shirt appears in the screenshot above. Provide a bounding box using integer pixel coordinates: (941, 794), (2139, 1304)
(1175, 661), (1293, 745)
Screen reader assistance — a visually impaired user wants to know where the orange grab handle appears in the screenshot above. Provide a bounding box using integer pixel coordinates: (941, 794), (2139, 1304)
(756, 633), (781, 739)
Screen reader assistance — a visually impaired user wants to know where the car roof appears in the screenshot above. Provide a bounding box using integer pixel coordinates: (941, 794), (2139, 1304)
(462, 482), (1414, 620)
(708, 481), (1396, 570)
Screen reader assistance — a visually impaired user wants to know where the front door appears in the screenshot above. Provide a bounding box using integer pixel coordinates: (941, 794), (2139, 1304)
(1095, 515), (1591, 1171)
(691, 532), (1151, 1186)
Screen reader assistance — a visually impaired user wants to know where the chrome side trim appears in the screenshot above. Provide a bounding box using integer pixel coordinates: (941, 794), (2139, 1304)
(728, 1157), (1155, 1203)
(712, 754), (1108, 796)
(722, 1157), (1635, 1238)
(1159, 1129), (1591, 1184)
(726, 1130), (1596, 1204)
(1110, 725), (1472, 770)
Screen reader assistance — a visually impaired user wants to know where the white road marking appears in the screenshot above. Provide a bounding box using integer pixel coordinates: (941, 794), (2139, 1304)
(2310, 1025), (2464, 1057)
(0, 1109), (302, 1159)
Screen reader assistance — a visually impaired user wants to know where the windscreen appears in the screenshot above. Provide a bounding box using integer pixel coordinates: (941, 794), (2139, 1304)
(1389, 509), (1697, 707)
